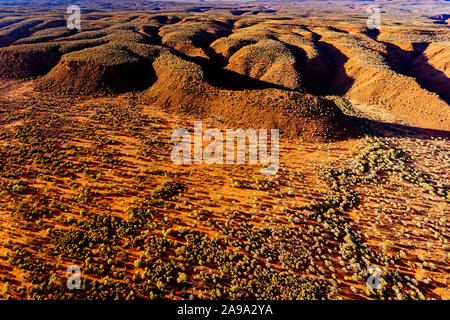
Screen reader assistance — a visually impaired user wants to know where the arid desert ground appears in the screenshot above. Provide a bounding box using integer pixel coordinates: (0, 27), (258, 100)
(0, 0), (448, 300)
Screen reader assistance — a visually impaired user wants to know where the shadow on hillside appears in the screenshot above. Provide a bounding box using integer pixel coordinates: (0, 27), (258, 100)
(429, 14), (450, 25)
(367, 28), (449, 103)
(385, 42), (450, 103)
(356, 117), (450, 140)
(204, 66), (290, 90)
(317, 41), (355, 95)
(171, 47), (290, 91)
(283, 43), (323, 95)
(140, 25), (162, 45)
(365, 28), (380, 41)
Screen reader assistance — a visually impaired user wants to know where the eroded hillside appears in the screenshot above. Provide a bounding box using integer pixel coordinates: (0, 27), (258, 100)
(0, 1), (448, 131)
(0, 0), (448, 301)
